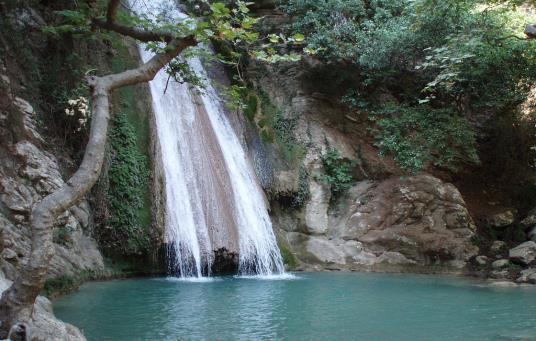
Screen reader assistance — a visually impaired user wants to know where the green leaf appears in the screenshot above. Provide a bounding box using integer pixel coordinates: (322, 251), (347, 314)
(292, 33), (305, 42)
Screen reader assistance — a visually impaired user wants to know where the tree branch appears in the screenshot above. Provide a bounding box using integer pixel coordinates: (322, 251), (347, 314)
(92, 18), (175, 43)
(106, 0), (121, 24)
(0, 35), (197, 338)
(92, 0), (176, 42)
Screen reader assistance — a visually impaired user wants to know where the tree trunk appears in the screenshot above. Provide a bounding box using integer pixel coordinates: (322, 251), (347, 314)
(0, 37), (195, 338)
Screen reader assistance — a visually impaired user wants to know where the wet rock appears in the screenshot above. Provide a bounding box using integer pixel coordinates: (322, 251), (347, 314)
(489, 281), (518, 287)
(491, 259), (510, 269)
(509, 241), (536, 265)
(475, 255), (489, 265)
(516, 268), (536, 284)
(490, 240), (507, 254)
(211, 248), (239, 275)
(490, 269), (510, 280)
(487, 210), (515, 228)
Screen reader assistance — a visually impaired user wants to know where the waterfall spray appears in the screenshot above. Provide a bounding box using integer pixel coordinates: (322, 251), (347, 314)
(135, 0), (285, 278)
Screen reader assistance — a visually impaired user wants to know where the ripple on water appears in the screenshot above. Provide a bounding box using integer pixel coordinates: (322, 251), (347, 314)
(54, 272), (536, 341)
(159, 276), (223, 283)
(234, 273), (300, 281)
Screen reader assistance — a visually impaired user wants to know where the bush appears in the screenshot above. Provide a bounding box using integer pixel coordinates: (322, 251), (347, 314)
(104, 112), (151, 255)
(371, 104), (479, 173)
(291, 166), (310, 207)
(318, 149), (356, 196)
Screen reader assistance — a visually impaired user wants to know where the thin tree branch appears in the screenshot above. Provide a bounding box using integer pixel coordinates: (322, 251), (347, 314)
(92, 18), (175, 43)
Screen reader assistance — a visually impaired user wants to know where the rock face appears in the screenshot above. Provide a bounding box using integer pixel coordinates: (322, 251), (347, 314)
(0, 72), (103, 281)
(275, 175), (478, 272)
(509, 241), (536, 265)
(0, 271), (86, 341)
(244, 40), (479, 273)
(487, 210), (515, 228)
(516, 268), (536, 284)
(492, 259), (510, 269)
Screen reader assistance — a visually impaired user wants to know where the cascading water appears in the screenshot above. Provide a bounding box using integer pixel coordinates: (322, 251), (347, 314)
(134, 0), (285, 278)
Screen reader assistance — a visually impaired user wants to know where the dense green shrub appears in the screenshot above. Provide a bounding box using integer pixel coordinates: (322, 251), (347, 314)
(291, 166), (311, 207)
(105, 112), (151, 255)
(371, 105), (479, 173)
(282, 0), (535, 173)
(318, 149), (356, 196)
(280, 0), (421, 76)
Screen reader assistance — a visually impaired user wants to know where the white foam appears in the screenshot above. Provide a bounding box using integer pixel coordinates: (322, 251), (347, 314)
(234, 273), (300, 281)
(135, 0), (285, 278)
(163, 276), (222, 283)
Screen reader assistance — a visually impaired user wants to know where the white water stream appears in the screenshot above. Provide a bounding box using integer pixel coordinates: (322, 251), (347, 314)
(134, 0), (285, 278)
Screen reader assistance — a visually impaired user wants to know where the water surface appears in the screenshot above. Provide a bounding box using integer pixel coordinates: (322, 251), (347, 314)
(54, 272), (536, 340)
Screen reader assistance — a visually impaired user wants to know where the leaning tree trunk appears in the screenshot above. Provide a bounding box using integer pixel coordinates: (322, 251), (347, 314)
(0, 37), (195, 338)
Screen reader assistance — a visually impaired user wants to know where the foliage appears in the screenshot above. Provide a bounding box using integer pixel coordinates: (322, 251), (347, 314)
(256, 91), (306, 163)
(282, 0), (535, 173)
(105, 112), (151, 255)
(277, 239), (299, 268)
(292, 166), (311, 207)
(416, 6), (536, 110)
(318, 149), (356, 196)
(371, 105), (479, 173)
(280, 0), (414, 70)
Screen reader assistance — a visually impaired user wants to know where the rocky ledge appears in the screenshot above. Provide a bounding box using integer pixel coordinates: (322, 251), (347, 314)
(275, 174), (479, 272)
(0, 71), (104, 281)
(0, 271), (85, 341)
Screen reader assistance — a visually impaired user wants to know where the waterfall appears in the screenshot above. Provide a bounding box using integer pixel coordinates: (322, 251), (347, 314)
(134, 1), (285, 278)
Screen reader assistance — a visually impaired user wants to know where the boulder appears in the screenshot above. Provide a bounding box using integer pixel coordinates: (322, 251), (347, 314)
(516, 268), (536, 284)
(282, 175), (479, 271)
(0, 271), (86, 341)
(487, 210), (515, 228)
(490, 269), (510, 280)
(521, 208), (536, 227)
(490, 240), (507, 254)
(509, 241), (536, 265)
(340, 175), (478, 267)
(475, 255), (488, 265)
(491, 259), (510, 269)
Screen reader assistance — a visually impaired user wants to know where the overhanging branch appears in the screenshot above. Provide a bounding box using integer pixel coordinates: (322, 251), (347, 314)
(0, 15), (197, 338)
